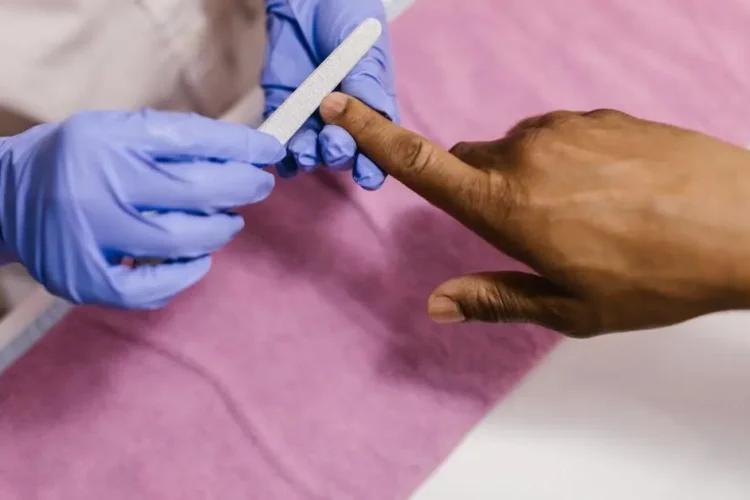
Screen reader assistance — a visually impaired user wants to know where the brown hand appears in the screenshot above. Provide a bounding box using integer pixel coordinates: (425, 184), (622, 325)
(321, 92), (750, 337)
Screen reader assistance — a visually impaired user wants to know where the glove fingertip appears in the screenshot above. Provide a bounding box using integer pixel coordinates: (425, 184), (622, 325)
(250, 129), (286, 166)
(112, 256), (213, 309)
(288, 128), (321, 173)
(319, 125), (356, 169)
(353, 155), (387, 191)
(340, 77), (397, 122)
(247, 169), (276, 203)
(148, 257), (213, 307)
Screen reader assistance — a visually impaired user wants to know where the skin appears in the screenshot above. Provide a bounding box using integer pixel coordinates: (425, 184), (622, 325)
(319, 92), (750, 338)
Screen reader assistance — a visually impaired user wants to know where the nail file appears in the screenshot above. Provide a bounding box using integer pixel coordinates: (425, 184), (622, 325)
(258, 17), (383, 144)
(133, 18), (382, 266)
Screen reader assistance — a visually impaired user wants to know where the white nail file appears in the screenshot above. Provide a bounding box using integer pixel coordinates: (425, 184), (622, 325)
(258, 17), (383, 144)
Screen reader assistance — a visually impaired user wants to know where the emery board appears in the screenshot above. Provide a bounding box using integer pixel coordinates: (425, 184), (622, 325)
(258, 17), (383, 144)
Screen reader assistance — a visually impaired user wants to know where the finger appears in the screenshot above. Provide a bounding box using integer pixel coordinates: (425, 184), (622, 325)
(427, 271), (589, 335)
(319, 125), (388, 190)
(320, 93), (487, 209)
(125, 160), (275, 213)
(263, 86), (296, 120)
(288, 127), (321, 173)
(319, 125), (356, 170)
(341, 57), (398, 122)
(338, 50), (399, 191)
(104, 212), (245, 260)
(107, 256), (212, 309)
(352, 154), (386, 191)
(261, 4), (315, 117)
(134, 110), (285, 163)
(339, 20), (398, 121)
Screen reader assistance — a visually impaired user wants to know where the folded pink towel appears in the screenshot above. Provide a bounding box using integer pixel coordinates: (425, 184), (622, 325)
(3, 0), (750, 498)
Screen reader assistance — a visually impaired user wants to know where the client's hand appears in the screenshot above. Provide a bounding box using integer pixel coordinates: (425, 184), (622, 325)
(320, 92), (750, 337)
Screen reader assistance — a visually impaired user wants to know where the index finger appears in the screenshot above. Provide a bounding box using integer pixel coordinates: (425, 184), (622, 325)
(133, 109), (285, 165)
(319, 92), (486, 212)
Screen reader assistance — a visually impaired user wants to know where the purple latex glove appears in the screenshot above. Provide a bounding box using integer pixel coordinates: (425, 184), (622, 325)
(262, 0), (399, 190)
(0, 111), (284, 308)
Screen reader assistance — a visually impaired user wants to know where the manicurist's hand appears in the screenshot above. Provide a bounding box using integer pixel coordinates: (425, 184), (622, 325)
(0, 110), (283, 308)
(321, 92), (750, 337)
(263, 0), (397, 190)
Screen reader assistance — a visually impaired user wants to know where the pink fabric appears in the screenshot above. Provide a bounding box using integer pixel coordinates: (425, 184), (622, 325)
(3, 0), (750, 498)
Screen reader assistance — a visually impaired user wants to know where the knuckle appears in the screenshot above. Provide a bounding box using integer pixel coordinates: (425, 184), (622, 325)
(353, 110), (383, 137)
(510, 128), (550, 167)
(583, 108), (625, 120)
(487, 169), (523, 221)
(448, 141), (474, 160)
(537, 110), (579, 128)
(461, 284), (511, 323)
(509, 111), (579, 136)
(389, 133), (437, 175)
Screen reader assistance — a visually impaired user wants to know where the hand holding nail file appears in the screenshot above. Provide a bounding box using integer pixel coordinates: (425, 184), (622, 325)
(0, 17), (387, 308)
(262, 1), (397, 188)
(132, 18), (384, 268)
(259, 17), (384, 145)
(0, 110), (284, 308)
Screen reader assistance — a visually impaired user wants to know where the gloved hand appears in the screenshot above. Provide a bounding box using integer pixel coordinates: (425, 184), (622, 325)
(262, 0), (398, 190)
(0, 110), (284, 309)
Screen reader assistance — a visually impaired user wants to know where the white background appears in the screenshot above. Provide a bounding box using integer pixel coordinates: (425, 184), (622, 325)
(413, 313), (750, 499)
(381, 2), (750, 497)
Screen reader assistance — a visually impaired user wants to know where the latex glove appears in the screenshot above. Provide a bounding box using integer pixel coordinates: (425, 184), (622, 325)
(0, 110), (284, 309)
(262, 0), (398, 190)
(322, 93), (750, 337)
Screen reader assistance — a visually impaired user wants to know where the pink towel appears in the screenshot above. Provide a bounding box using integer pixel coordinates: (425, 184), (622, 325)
(3, 0), (750, 498)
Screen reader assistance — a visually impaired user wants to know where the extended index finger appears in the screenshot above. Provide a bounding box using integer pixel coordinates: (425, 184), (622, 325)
(319, 92), (486, 210)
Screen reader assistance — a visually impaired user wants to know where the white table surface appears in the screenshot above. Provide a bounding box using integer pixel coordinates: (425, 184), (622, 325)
(412, 312), (750, 499)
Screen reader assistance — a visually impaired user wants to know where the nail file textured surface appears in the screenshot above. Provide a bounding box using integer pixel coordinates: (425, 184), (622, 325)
(258, 18), (383, 144)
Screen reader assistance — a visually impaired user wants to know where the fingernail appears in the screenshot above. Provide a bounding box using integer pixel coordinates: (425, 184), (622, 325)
(320, 93), (349, 121)
(428, 297), (465, 324)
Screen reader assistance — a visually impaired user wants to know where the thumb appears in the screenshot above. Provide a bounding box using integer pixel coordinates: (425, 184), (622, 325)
(427, 271), (585, 334)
